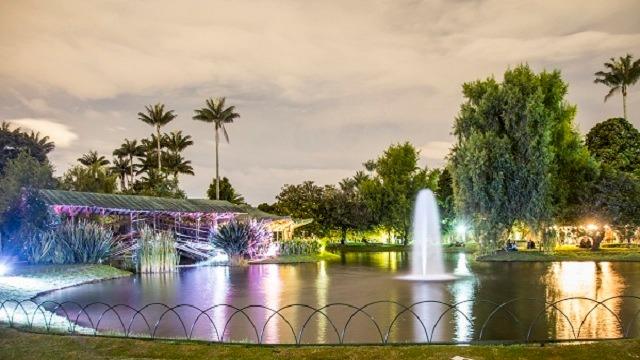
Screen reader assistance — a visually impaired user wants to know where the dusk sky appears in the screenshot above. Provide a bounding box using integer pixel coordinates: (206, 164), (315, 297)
(1, 0), (639, 205)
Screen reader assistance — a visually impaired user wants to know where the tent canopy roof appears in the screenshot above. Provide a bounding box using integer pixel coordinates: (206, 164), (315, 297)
(39, 189), (245, 215)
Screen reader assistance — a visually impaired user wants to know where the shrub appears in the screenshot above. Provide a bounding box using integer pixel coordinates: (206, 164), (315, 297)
(25, 220), (115, 264)
(209, 220), (250, 266)
(278, 239), (322, 256)
(136, 226), (178, 273)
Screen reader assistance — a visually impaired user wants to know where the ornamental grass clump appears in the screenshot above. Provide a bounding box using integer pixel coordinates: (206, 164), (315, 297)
(278, 239), (322, 256)
(209, 220), (250, 266)
(25, 220), (115, 264)
(136, 226), (178, 273)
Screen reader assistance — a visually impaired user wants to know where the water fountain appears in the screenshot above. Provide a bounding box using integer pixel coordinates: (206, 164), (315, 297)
(401, 189), (457, 281)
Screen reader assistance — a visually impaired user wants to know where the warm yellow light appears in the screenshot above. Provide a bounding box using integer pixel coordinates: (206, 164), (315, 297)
(586, 223), (598, 231)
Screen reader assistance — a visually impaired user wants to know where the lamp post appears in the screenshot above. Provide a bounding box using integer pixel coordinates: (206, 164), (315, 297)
(456, 224), (467, 243)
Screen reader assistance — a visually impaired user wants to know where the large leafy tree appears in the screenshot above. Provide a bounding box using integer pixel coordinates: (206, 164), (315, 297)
(322, 178), (372, 244)
(450, 65), (564, 251)
(360, 142), (433, 245)
(138, 103), (177, 172)
(594, 54), (640, 119)
(436, 168), (455, 235)
(193, 97), (240, 200)
(207, 177), (245, 204)
(586, 118), (640, 175)
(1, 121), (55, 173)
(0, 151), (56, 255)
(273, 181), (325, 235)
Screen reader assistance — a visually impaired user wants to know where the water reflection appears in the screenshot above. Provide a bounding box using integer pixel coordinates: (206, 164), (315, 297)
(544, 262), (625, 339)
(37, 252), (640, 343)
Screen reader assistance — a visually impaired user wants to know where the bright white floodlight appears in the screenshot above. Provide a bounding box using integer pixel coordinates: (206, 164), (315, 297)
(456, 224), (467, 236)
(0, 263), (9, 276)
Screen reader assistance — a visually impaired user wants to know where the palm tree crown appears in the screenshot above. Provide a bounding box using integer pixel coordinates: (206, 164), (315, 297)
(192, 97), (240, 200)
(137, 103), (177, 172)
(78, 150), (110, 167)
(163, 130), (194, 155)
(113, 138), (143, 186)
(594, 54), (640, 119)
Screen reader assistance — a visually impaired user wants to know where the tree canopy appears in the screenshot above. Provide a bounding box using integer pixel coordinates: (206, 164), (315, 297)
(586, 117), (640, 176)
(449, 65), (585, 250)
(360, 142), (435, 244)
(207, 177), (245, 205)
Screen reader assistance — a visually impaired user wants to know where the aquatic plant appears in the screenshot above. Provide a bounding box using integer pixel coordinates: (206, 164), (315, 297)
(136, 226), (178, 273)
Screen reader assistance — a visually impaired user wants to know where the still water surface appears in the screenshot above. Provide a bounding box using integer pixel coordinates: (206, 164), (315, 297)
(39, 252), (640, 343)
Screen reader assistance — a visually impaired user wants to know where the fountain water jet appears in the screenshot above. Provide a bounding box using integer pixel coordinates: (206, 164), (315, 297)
(400, 189), (456, 281)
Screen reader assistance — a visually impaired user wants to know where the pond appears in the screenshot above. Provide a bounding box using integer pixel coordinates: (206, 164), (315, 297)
(37, 252), (640, 344)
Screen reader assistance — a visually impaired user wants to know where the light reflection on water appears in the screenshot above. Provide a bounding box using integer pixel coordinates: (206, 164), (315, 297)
(38, 252), (640, 343)
(544, 262), (626, 339)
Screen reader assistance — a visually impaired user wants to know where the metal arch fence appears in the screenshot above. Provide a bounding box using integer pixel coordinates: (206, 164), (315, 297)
(1, 296), (640, 345)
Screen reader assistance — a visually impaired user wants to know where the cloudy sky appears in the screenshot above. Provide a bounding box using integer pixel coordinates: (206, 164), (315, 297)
(1, 0), (639, 205)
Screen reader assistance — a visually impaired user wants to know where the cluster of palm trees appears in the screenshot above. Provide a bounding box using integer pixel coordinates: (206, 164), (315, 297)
(70, 97), (240, 199)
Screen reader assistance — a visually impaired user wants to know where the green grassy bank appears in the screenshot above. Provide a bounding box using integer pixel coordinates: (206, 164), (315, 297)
(1, 327), (639, 360)
(478, 248), (640, 262)
(250, 251), (340, 264)
(0, 264), (131, 302)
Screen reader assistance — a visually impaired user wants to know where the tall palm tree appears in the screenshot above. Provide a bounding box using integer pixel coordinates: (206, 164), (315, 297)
(27, 131), (55, 154)
(192, 97), (240, 200)
(164, 152), (195, 181)
(78, 150), (110, 167)
(113, 139), (143, 185)
(110, 157), (130, 190)
(137, 103), (177, 172)
(594, 54), (640, 119)
(163, 130), (193, 156)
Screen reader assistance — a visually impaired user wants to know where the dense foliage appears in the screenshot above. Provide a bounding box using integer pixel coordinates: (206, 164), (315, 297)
(360, 142), (436, 244)
(26, 220), (115, 264)
(586, 118), (640, 175)
(209, 219), (272, 265)
(278, 239), (322, 256)
(0, 121), (54, 173)
(136, 226), (178, 273)
(450, 65), (585, 251)
(207, 177), (245, 204)
(0, 152), (56, 256)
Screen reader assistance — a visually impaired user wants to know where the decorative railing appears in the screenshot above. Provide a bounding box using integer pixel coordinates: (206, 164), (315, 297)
(1, 296), (639, 345)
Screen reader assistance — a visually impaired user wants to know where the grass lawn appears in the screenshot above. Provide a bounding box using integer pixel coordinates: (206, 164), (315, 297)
(1, 327), (639, 360)
(250, 251), (341, 264)
(478, 248), (640, 262)
(0, 264), (131, 302)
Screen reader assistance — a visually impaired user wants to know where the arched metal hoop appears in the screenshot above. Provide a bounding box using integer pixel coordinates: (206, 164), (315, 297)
(1, 296), (638, 345)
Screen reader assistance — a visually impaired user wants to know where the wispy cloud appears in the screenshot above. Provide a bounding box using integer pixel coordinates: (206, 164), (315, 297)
(8, 118), (78, 148)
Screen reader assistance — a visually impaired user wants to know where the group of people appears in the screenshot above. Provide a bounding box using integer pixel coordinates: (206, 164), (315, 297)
(503, 239), (537, 251)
